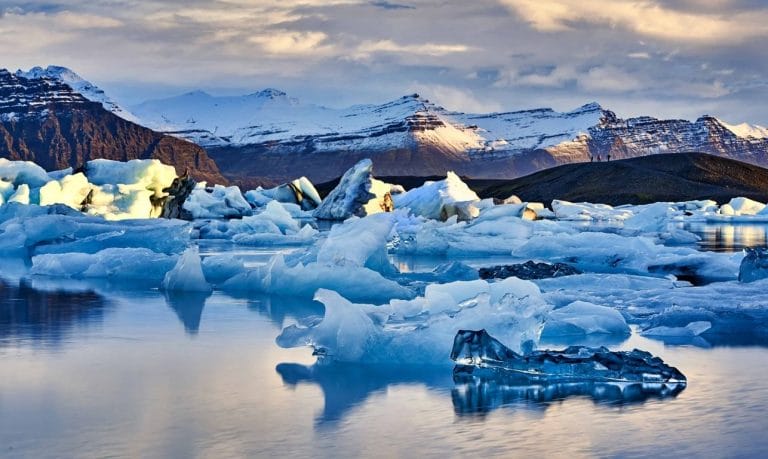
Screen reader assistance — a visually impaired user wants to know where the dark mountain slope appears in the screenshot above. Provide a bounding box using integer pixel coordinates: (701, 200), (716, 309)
(478, 153), (768, 205)
(0, 69), (226, 184)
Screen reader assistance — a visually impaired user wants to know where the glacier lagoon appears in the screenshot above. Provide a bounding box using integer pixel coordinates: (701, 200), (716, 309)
(1, 258), (768, 458)
(1, 234), (767, 458)
(3, 158), (768, 456)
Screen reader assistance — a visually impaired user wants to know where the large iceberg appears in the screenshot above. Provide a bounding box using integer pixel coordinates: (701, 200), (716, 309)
(276, 277), (552, 364)
(313, 159), (394, 220)
(451, 329), (686, 384)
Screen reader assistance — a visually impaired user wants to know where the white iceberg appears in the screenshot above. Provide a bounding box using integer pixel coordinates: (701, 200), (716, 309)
(393, 172), (480, 221)
(276, 277), (552, 364)
(541, 301), (630, 337)
(313, 159), (394, 220)
(162, 246), (212, 292)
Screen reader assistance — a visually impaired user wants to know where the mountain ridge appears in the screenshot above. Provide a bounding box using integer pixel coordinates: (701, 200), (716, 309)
(0, 68), (226, 184)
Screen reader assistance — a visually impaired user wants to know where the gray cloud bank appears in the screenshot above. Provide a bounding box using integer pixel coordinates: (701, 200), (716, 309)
(1, 0), (767, 123)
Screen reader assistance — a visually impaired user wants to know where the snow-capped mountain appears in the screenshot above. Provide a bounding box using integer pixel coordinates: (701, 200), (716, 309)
(0, 68), (225, 184)
(132, 88), (768, 184)
(15, 66), (140, 124)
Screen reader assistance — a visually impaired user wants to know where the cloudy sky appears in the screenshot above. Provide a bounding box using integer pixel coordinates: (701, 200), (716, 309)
(2, 0), (767, 122)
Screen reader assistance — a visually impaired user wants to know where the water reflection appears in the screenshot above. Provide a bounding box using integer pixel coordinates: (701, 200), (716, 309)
(164, 291), (211, 335)
(244, 294), (324, 330)
(452, 379), (686, 416)
(0, 278), (109, 348)
(276, 362), (452, 427)
(685, 222), (768, 252)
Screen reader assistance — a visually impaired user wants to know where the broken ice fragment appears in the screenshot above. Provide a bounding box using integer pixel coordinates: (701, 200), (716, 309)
(451, 329), (686, 384)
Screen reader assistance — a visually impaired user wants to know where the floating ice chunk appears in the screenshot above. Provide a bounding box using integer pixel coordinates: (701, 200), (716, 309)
(739, 247), (768, 283)
(0, 206), (192, 257)
(0, 158), (51, 188)
(727, 197), (765, 216)
(222, 255), (412, 303)
(248, 177), (322, 211)
(201, 254), (245, 284)
(393, 172), (479, 221)
(276, 277), (552, 364)
(314, 159), (393, 220)
(641, 321), (712, 338)
(162, 246), (212, 292)
(451, 329), (686, 384)
(7, 184), (30, 204)
(541, 301), (630, 337)
(317, 213), (395, 270)
(515, 230), (740, 281)
(552, 200), (633, 221)
(31, 247), (178, 282)
(85, 158), (176, 197)
(38, 172), (91, 209)
(183, 183), (252, 219)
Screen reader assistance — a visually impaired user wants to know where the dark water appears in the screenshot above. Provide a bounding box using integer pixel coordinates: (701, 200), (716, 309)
(1, 271), (768, 458)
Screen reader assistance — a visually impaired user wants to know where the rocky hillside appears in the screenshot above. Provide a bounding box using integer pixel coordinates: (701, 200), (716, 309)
(0, 69), (226, 184)
(477, 153), (768, 206)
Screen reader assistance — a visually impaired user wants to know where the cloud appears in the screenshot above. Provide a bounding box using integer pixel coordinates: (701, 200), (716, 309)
(354, 40), (471, 58)
(249, 31), (331, 56)
(499, 0), (768, 43)
(578, 65), (644, 92)
(408, 83), (503, 112)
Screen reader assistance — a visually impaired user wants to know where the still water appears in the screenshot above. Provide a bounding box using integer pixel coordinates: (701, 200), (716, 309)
(1, 225), (768, 458)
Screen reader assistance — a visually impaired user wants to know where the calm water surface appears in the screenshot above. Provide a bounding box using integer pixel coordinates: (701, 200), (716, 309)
(2, 227), (768, 458)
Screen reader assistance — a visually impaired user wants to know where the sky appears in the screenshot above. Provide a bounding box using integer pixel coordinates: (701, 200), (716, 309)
(1, 0), (767, 122)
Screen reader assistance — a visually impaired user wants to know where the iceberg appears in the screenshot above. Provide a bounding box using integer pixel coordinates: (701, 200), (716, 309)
(739, 247), (768, 283)
(451, 329), (686, 384)
(313, 159), (394, 220)
(246, 176), (322, 211)
(162, 246), (212, 293)
(540, 301), (630, 338)
(30, 247), (178, 282)
(276, 277), (552, 364)
(393, 172), (480, 221)
(183, 183), (252, 219)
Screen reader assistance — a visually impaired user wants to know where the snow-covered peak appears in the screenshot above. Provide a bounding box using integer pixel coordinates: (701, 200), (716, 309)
(718, 119), (768, 139)
(15, 65), (140, 124)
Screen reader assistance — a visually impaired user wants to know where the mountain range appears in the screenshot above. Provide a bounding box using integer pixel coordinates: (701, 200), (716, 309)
(0, 66), (225, 184)
(3, 65), (768, 188)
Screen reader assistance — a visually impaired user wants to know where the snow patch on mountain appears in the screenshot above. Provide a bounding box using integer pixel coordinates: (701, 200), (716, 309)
(719, 120), (768, 139)
(15, 66), (140, 124)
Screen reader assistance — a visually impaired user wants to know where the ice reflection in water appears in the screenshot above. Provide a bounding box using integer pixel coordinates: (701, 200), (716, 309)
(684, 222), (768, 252)
(452, 380), (686, 416)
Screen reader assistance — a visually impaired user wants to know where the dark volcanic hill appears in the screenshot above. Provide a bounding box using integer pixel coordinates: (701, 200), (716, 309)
(0, 69), (226, 184)
(477, 153), (768, 206)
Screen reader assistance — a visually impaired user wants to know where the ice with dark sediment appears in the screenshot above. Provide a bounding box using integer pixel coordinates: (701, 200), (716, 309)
(451, 329), (686, 385)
